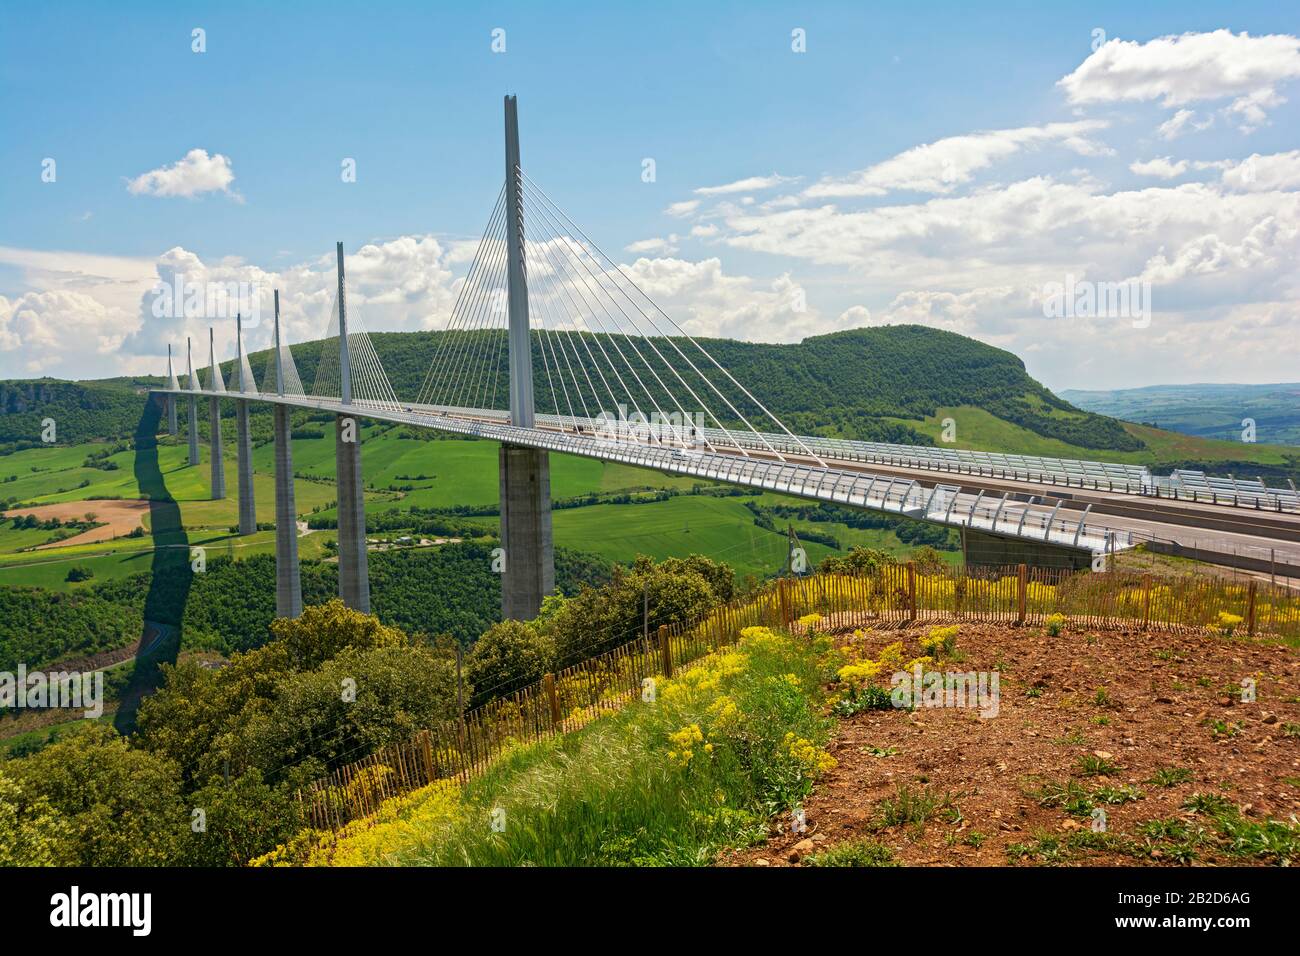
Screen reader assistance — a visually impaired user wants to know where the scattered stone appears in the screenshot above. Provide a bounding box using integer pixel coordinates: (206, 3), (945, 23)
(1262, 712), (1278, 725)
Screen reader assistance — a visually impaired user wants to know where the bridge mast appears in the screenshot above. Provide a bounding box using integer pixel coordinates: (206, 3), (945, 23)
(334, 242), (371, 612)
(165, 344), (179, 435)
(186, 337), (200, 466)
(499, 93), (554, 620)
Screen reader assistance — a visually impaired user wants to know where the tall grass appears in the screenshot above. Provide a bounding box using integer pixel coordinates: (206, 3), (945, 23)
(282, 625), (837, 867)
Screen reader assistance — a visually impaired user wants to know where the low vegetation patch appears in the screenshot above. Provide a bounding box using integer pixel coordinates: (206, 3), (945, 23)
(261, 624), (838, 866)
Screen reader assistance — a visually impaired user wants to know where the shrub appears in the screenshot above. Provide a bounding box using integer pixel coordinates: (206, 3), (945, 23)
(805, 836), (897, 867)
(465, 620), (556, 707)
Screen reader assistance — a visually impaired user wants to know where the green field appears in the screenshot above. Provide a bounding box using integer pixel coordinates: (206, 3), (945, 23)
(0, 426), (917, 590)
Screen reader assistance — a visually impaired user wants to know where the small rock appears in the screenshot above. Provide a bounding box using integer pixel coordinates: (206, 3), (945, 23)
(1262, 712), (1278, 725)
(1093, 750), (1113, 759)
(753, 857), (771, 867)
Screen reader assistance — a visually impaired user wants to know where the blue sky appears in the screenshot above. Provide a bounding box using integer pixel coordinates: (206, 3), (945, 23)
(2, 1), (1299, 389)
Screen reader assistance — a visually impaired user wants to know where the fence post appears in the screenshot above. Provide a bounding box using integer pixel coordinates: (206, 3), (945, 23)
(1141, 574), (1152, 630)
(906, 562), (917, 622)
(1247, 581), (1257, 637)
(779, 577), (792, 626)
(543, 673), (561, 729)
(1016, 563), (1028, 625)
(658, 624), (672, 678)
(420, 730), (434, 783)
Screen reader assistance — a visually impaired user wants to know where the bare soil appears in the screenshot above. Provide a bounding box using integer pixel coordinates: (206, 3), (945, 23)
(725, 618), (1300, 867)
(4, 499), (150, 549)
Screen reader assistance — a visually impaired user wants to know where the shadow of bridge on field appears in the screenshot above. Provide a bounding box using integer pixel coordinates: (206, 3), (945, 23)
(113, 396), (192, 733)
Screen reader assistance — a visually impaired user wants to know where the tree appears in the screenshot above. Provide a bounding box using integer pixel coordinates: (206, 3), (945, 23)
(0, 771), (65, 866)
(465, 620), (556, 706)
(6, 723), (187, 866)
(269, 598), (407, 670)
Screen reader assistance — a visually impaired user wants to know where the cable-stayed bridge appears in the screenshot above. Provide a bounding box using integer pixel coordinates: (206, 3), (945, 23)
(151, 96), (1300, 621)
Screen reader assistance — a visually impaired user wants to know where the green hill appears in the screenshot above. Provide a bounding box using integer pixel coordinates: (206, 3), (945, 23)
(3, 326), (1297, 482)
(0, 326), (1151, 451)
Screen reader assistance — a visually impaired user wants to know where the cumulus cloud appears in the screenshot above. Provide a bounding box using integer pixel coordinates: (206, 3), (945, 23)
(1156, 109), (1211, 140)
(664, 200), (700, 218)
(625, 236), (679, 255)
(0, 290), (132, 373)
(804, 121), (1110, 198)
(127, 149), (240, 200)
(1129, 157), (1189, 179)
(1058, 30), (1300, 133)
(694, 174), (798, 196)
(1221, 150), (1300, 192)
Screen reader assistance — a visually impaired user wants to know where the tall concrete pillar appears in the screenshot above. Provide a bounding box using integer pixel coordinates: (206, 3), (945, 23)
(271, 292), (302, 617)
(499, 94), (554, 620)
(234, 313), (256, 535)
(208, 399), (225, 499)
(235, 401), (254, 531)
(186, 337), (200, 466)
(187, 398), (200, 465)
(207, 328), (226, 500)
(333, 244), (370, 612)
(499, 444), (554, 619)
(273, 404), (302, 616)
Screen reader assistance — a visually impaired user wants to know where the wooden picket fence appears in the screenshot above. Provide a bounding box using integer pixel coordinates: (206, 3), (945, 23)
(298, 563), (1300, 832)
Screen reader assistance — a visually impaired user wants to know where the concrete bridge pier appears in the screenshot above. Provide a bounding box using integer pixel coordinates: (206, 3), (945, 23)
(500, 444), (554, 619)
(273, 403), (302, 617)
(335, 413), (369, 611)
(235, 399), (255, 533)
(208, 398), (225, 499)
(186, 397), (199, 465)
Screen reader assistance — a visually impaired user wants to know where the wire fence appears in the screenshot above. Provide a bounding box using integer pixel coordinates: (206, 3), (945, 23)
(297, 561), (1300, 833)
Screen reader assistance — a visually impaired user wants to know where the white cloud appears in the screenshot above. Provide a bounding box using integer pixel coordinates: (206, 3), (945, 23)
(804, 121), (1109, 198)
(1058, 31), (1300, 128)
(1227, 87), (1286, 133)
(624, 236), (679, 255)
(1129, 157), (1189, 179)
(127, 148), (240, 200)
(694, 174), (798, 196)
(0, 290), (132, 373)
(612, 256), (835, 342)
(664, 200), (700, 218)
(1221, 150), (1300, 192)
(1156, 109), (1210, 140)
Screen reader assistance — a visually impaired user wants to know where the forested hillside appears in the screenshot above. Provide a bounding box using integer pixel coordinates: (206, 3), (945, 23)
(1, 326), (1137, 453)
(0, 544), (610, 673)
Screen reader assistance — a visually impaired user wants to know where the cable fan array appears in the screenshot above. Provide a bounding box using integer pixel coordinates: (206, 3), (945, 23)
(414, 171), (824, 466)
(174, 172), (820, 469)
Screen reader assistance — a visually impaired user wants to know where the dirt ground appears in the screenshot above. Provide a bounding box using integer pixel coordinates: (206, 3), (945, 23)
(3, 499), (149, 549)
(725, 618), (1300, 867)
